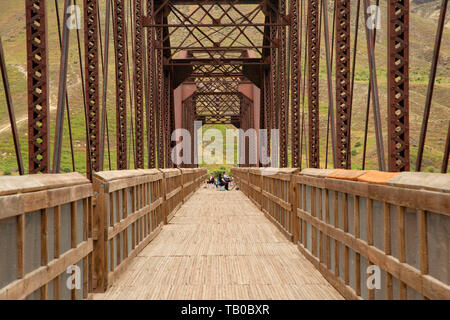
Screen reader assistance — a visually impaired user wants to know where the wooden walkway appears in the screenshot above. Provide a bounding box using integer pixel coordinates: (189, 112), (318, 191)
(92, 187), (343, 300)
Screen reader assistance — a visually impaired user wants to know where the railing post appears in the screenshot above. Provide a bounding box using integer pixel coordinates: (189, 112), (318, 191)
(290, 174), (299, 244)
(160, 170), (168, 225)
(181, 169), (185, 202)
(259, 171), (263, 208)
(92, 177), (107, 292)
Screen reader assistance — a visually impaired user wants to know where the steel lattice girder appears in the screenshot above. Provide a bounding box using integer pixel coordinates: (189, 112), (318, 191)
(307, 0), (320, 168)
(181, 96), (196, 167)
(191, 64), (244, 78)
(278, 0), (288, 167)
(388, 0), (410, 171)
(269, 9), (278, 139)
(155, 9), (165, 169)
(26, 0), (50, 174)
(143, 0), (289, 59)
(147, 0), (156, 168)
(134, 0), (145, 169)
(239, 94), (254, 166)
(192, 76), (242, 124)
(263, 70), (271, 164)
(113, 0), (127, 170)
(289, 0), (301, 168)
(164, 72), (172, 168)
(84, 0), (100, 178)
(335, 0), (351, 169)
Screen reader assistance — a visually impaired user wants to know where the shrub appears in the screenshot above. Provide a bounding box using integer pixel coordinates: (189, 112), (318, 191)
(3, 169), (11, 176)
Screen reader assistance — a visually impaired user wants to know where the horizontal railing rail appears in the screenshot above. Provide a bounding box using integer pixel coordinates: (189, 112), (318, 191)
(0, 173), (94, 300)
(231, 167), (450, 300)
(233, 168), (299, 240)
(160, 169), (183, 224)
(92, 169), (165, 292)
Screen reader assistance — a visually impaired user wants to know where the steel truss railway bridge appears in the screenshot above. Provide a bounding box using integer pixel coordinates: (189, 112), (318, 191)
(0, 0), (448, 300)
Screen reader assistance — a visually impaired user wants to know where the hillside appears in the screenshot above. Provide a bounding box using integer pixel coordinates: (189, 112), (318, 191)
(0, 0), (448, 174)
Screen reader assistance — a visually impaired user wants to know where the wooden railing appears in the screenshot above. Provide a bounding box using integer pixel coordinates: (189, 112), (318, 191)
(92, 169), (165, 292)
(0, 168), (207, 299)
(234, 168), (299, 240)
(92, 168), (207, 291)
(181, 168), (206, 202)
(231, 167), (450, 300)
(0, 173), (93, 300)
(161, 169), (184, 223)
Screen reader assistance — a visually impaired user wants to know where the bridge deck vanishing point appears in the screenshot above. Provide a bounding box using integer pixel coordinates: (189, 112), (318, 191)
(91, 188), (343, 300)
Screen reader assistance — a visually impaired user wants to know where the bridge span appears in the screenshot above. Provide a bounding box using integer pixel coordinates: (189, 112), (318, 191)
(0, 168), (448, 300)
(91, 188), (342, 300)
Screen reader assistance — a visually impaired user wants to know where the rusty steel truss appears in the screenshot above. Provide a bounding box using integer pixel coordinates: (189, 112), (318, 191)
(18, 0), (442, 175)
(307, 0), (321, 168)
(147, 0), (156, 169)
(387, 0), (410, 172)
(26, 0), (50, 174)
(84, 0), (100, 178)
(113, 0), (127, 170)
(335, 0), (351, 169)
(290, 0), (301, 168)
(134, 0), (145, 169)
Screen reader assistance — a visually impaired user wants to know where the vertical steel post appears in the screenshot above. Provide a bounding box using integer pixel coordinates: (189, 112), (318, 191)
(146, 0), (156, 168)
(335, 0), (351, 169)
(26, 0), (50, 174)
(134, 0), (145, 168)
(290, 0), (301, 168)
(307, 0), (320, 168)
(155, 9), (165, 168)
(269, 10), (278, 165)
(388, 0), (410, 171)
(278, 0), (288, 168)
(84, 0), (100, 177)
(113, 0), (128, 170)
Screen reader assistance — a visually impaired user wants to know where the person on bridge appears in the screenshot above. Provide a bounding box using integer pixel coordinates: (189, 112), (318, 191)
(217, 173), (229, 191)
(223, 173), (232, 183)
(206, 173), (216, 188)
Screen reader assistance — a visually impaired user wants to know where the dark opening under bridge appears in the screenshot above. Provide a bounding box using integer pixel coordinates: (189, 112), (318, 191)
(0, 0), (449, 300)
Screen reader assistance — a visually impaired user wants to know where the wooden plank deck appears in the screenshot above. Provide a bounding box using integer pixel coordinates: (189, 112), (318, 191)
(92, 187), (343, 300)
